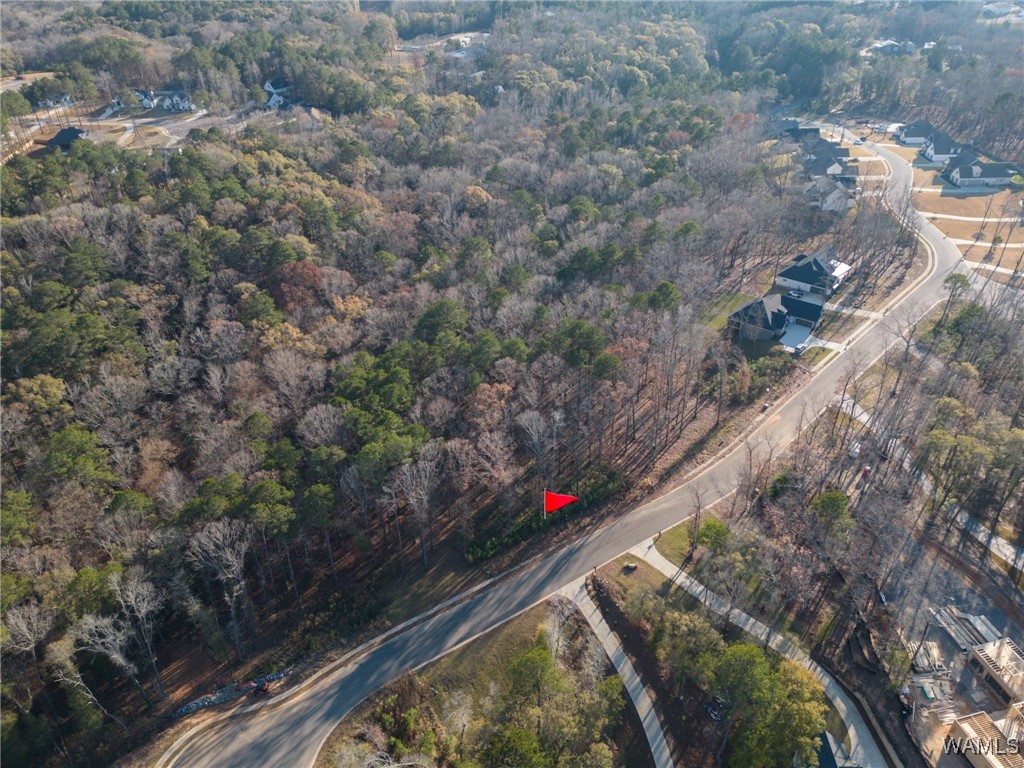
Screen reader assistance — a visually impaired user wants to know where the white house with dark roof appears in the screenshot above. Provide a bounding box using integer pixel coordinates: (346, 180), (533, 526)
(922, 131), (963, 162)
(163, 93), (195, 112)
(946, 152), (1021, 187)
(804, 177), (855, 212)
(775, 253), (851, 296)
(895, 119), (937, 145)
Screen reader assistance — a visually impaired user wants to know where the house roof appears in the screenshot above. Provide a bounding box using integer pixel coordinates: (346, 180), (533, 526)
(926, 131), (961, 154)
(806, 138), (850, 158)
(779, 254), (832, 289)
(781, 295), (824, 324)
(949, 152), (1020, 179)
(49, 127), (86, 149)
(766, 117), (800, 137)
(266, 78), (290, 91)
(731, 294), (788, 333)
(806, 154), (846, 177)
(899, 119), (936, 138)
(785, 125), (820, 142)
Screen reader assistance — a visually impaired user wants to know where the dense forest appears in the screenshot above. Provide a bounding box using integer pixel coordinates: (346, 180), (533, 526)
(1, 3), (1022, 768)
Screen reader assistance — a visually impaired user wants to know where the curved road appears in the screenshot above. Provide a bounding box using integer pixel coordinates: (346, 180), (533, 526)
(161, 136), (982, 768)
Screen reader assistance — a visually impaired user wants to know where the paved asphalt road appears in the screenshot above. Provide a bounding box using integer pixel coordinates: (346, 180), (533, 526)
(163, 137), (979, 768)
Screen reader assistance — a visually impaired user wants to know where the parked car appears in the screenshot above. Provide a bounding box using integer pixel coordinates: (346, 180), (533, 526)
(788, 290), (804, 298)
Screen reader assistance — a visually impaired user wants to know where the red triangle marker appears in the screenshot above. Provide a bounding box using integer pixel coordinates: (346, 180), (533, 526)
(544, 489), (580, 515)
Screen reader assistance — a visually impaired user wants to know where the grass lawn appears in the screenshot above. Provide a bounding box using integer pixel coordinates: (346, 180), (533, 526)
(913, 189), (1023, 218)
(702, 290), (757, 331)
(802, 347), (837, 367)
(970, 266), (1024, 287)
(423, 603), (551, 700)
(913, 167), (953, 189)
(653, 515), (723, 567)
(959, 244), (1024, 270)
(654, 523), (692, 566)
(815, 310), (867, 343)
(924, 217), (1010, 242)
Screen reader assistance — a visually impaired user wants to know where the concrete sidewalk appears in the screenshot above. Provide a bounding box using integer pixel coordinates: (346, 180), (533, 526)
(561, 579), (675, 768)
(632, 543), (893, 768)
(921, 212), (1020, 223)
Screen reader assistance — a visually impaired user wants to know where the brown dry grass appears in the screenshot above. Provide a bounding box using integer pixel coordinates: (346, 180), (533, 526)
(913, 167), (953, 189)
(912, 190), (1023, 217)
(927, 217), (1013, 242)
(959, 245), (1024, 270)
(970, 266), (1024, 287)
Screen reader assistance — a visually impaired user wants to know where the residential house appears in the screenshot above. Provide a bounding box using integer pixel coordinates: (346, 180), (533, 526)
(776, 253), (851, 296)
(48, 127), (87, 154)
(787, 125), (821, 142)
(781, 294), (824, 328)
(729, 295), (789, 341)
(946, 152), (1021, 187)
(766, 117), (800, 138)
(729, 293), (824, 343)
(921, 131), (963, 162)
(895, 119), (937, 145)
(135, 90), (157, 109)
(804, 177), (855, 212)
(264, 79), (290, 97)
(37, 95), (74, 110)
(163, 93), (195, 112)
(805, 154), (848, 180)
(871, 39), (916, 55)
(803, 137), (850, 160)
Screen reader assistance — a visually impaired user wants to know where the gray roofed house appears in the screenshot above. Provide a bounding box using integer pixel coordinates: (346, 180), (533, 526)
(775, 253), (851, 296)
(781, 294), (825, 327)
(895, 119), (937, 145)
(922, 131), (963, 162)
(48, 126), (87, 154)
(945, 152), (1021, 187)
(805, 154), (848, 179)
(803, 137), (850, 159)
(729, 295), (789, 341)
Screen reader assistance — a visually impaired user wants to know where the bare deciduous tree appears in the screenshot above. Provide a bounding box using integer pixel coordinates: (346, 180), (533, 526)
(187, 519), (254, 661)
